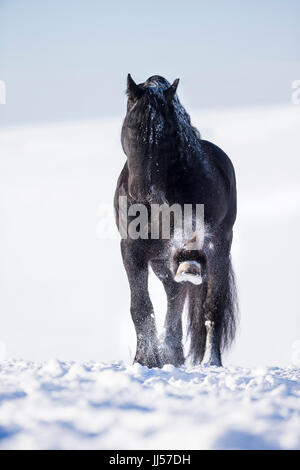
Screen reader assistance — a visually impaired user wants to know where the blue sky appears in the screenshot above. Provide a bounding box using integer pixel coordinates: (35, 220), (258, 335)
(0, 0), (299, 125)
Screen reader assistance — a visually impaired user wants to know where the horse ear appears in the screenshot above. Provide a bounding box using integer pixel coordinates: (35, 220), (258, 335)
(165, 78), (180, 103)
(127, 74), (144, 99)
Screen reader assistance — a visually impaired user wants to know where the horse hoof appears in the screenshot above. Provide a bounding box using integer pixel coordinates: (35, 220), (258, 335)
(174, 261), (202, 285)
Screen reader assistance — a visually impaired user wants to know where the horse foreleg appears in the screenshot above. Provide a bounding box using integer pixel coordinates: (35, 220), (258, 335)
(121, 240), (162, 368)
(151, 260), (186, 367)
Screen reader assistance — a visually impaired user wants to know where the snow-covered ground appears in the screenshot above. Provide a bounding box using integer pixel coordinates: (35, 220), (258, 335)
(0, 103), (299, 449)
(0, 359), (299, 450)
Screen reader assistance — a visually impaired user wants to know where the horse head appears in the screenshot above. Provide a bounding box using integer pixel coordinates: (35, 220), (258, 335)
(121, 74), (180, 202)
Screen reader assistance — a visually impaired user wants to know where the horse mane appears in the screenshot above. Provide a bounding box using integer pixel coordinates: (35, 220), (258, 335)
(124, 76), (201, 159)
(171, 95), (201, 160)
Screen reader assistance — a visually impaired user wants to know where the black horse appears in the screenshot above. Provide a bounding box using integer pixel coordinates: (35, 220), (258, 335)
(114, 74), (237, 368)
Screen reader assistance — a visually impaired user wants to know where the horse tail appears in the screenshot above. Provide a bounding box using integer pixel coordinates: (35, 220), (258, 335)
(187, 256), (238, 364)
(219, 257), (238, 352)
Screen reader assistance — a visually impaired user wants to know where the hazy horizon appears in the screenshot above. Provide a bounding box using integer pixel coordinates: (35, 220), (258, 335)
(0, 0), (299, 126)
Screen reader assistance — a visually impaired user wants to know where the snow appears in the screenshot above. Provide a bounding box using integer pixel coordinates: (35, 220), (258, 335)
(0, 359), (299, 450)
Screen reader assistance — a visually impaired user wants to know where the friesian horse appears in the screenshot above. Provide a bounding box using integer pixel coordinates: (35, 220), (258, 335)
(114, 74), (237, 368)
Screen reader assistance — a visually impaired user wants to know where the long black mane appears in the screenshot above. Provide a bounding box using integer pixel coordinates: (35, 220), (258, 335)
(121, 75), (205, 202)
(123, 75), (200, 156)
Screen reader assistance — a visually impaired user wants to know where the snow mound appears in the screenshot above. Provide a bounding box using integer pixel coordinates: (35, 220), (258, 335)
(0, 360), (299, 450)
